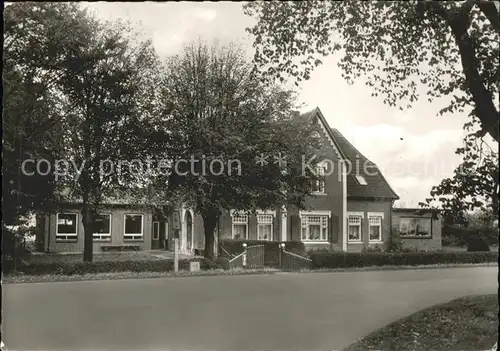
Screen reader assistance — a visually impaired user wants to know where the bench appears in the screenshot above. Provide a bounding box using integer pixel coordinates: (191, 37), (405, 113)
(100, 245), (140, 252)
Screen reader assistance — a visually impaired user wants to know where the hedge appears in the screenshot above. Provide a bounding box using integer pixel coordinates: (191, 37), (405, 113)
(5, 257), (227, 276)
(310, 251), (499, 269)
(442, 225), (499, 246)
(220, 239), (305, 267)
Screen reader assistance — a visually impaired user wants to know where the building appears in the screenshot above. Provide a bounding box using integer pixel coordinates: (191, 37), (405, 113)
(37, 107), (420, 254)
(392, 207), (442, 251)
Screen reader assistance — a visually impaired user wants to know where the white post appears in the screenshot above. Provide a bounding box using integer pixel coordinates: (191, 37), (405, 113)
(281, 206), (287, 242)
(242, 243), (247, 267)
(174, 238), (179, 272)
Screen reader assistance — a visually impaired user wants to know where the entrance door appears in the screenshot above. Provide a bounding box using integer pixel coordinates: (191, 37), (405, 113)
(185, 211), (193, 252)
(152, 221), (160, 249)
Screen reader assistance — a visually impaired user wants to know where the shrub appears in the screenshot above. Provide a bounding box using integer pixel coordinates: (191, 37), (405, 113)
(219, 240), (305, 267)
(442, 225), (499, 246)
(467, 236), (491, 252)
(363, 245), (383, 253)
(9, 257), (225, 276)
(310, 251), (498, 269)
(387, 227), (403, 252)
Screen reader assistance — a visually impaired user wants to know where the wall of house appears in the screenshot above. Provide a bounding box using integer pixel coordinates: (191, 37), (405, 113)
(392, 210), (442, 251)
(346, 199), (392, 252)
(217, 209), (282, 241)
(288, 119), (345, 249)
(45, 207), (153, 253)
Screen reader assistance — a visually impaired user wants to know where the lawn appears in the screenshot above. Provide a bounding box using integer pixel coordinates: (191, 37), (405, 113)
(442, 245), (499, 252)
(345, 294), (499, 351)
(27, 251), (169, 264)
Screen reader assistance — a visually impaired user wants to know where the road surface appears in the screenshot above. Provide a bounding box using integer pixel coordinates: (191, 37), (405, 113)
(3, 267), (497, 350)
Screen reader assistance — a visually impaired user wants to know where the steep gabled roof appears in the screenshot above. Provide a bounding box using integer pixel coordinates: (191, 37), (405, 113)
(331, 128), (399, 200)
(300, 107), (399, 200)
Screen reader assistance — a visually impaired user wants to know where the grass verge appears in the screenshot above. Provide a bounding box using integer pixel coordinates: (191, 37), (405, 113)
(2, 268), (279, 284)
(344, 294), (499, 351)
(289, 262), (498, 274)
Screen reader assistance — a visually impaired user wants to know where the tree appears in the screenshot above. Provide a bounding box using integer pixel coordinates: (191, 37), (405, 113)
(55, 14), (161, 262)
(243, 1), (499, 142)
(423, 119), (499, 223)
(154, 41), (321, 259)
(4, 2), (161, 262)
(3, 2), (87, 225)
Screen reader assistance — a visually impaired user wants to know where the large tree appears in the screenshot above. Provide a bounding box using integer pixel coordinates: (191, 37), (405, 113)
(243, 0), (499, 142)
(4, 2), (161, 262)
(155, 42), (321, 259)
(3, 2), (85, 225)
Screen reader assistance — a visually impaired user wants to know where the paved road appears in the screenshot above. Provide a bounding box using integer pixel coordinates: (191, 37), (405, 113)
(3, 267), (497, 350)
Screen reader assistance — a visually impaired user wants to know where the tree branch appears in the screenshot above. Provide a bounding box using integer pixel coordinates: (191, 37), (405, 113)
(477, 0), (500, 31)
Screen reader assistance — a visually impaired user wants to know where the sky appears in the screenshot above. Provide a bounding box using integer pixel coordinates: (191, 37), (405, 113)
(86, 1), (482, 208)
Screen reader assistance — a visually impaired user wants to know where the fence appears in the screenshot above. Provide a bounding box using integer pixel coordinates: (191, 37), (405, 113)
(280, 244), (312, 270)
(226, 244), (265, 269)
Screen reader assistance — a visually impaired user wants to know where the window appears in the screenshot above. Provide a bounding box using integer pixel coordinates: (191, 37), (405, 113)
(399, 217), (431, 238)
(300, 215), (328, 242)
(368, 215), (382, 242)
(153, 221), (160, 240)
(348, 214), (362, 242)
(312, 163), (326, 193)
(124, 214), (144, 240)
(257, 214), (273, 240)
(93, 214), (111, 240)
(231, 213), (248, 239)
(355, 175), (367, 185)
(56, 213), (78, 241)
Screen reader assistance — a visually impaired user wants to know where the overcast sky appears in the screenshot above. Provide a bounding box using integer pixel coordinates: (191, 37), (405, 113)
(86, 1), (482, 207)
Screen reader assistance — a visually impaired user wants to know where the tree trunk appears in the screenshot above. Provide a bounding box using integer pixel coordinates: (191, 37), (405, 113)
(201, 211), (218, 260)
(82, 201), (94, 263)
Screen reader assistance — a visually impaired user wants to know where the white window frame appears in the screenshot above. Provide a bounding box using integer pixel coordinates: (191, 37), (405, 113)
(347, 212), (364, 243)
(124, 214), (144, 241)
(312, 161), (327, 194)
(93, 213), (112, 241)
(368, 212), (384, 243)
(299, 210), (330, 243)
(165, 221), (169, 240)
(399, 217), (432, 238)
(56, 212), (78, 241)
(257, 212), (274, 241)
(230, 210), (248, 239)
(152, 221), (160, 240)
(355, 175), (367, 185)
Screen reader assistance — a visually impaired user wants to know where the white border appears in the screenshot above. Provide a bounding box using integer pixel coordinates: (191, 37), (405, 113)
(123, 213), (144, 240)
(152, 221), (160, 240)
(299, 210), (331, 218)
(56, 212), (78, 238)
(93, 213), (112, 240)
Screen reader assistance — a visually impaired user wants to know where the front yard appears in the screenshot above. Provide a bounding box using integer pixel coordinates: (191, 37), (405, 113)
(345, 294), (499, 351)
(27, 250), (194, 264)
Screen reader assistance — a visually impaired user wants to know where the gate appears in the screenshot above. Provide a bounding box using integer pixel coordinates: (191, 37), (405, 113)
(224, 244), (265, 269)
(280, 248), (312, 270)
(246, 244), (265, 268)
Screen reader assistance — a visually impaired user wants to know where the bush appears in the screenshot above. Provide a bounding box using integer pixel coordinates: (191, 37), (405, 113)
(363, 245), (383, 253)
(467, 236), (491, 252)
(219, 240), (305, 267)
(442, 225), (499, 246)
(310, 251), (498, 269)
(387, 227), (403, 252)
(8, 257), (226, 276)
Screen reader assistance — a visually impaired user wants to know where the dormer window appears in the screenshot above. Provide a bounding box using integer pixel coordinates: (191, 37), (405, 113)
(355, 175), (367, 185)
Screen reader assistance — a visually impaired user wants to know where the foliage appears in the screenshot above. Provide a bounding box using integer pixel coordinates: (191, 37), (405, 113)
(423, 122), (498, 223)
(387, 227), (403, 252)
(3, 257), (224, 275)
(362, 245), (383, 253)
(310, 251), (498, 268)
(2, 225), (33, 272)
(4, 2), (162, 262)
(154, 41), (321, 259)
(244, 1), (499, 142)
(442, 224), (498, 246)
(2, 2), (79, 224)
(466, 236), (491, 252)
(219, 239), (306, 266)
